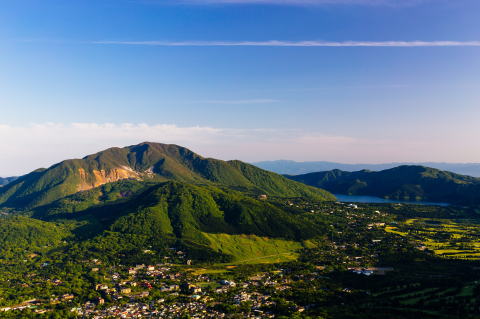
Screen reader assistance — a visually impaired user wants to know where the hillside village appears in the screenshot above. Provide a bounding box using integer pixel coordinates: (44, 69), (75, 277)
(1, 199), (479, 318)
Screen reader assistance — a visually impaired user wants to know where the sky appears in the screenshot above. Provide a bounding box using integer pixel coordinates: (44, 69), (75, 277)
(1, 0), (480, 176)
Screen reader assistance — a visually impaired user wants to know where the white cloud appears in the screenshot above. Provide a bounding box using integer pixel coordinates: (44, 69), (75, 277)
(94, 40), (480, 47)
(0, 123), (478, 176)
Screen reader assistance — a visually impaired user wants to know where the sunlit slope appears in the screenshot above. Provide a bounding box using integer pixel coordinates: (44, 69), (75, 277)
(0, 216), (69, 258)
(0, 142), (334, 209)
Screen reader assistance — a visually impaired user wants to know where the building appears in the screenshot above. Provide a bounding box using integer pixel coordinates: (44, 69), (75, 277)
(120, 288), (131, 294)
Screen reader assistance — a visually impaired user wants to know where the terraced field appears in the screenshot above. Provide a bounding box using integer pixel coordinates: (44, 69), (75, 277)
(385, 218), (480, 260)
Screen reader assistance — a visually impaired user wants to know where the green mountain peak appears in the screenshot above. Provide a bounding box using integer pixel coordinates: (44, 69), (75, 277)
(0, 142), (334, 209)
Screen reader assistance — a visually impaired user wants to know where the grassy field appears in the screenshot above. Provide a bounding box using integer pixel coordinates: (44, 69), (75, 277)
(385, 226), (408, 236)
(201, 232), (302, 264)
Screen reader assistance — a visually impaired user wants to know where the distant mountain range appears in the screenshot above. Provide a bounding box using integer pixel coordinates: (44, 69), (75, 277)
(254, 160), (480, 177)
(286, 165), (480, 206)
(0, 177), (17, 187)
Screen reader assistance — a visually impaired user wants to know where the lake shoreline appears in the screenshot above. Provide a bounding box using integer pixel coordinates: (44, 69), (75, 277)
(334, 194), (450, 207)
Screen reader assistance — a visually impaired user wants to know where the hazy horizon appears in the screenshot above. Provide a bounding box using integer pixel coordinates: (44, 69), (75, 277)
(3, 140), (480, 177)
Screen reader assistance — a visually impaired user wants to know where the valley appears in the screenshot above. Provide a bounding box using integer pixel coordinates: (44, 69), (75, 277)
(0, 143), (479, 318)
(3, 1), (478, 317)
(0, 198), (479, 318)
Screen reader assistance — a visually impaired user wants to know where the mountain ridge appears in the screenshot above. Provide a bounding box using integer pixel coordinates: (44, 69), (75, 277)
(0, 142), (334, 209)
(286, 165), (480, 205)
(254, 160), (480, 177)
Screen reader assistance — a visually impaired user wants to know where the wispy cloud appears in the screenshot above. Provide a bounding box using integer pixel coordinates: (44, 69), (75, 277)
(143, 0), (428, 6)
(195, 99), (279, 104)
(94, 40), (480, 47)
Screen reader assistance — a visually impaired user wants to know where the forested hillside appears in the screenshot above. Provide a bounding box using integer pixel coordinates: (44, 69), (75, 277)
(287, 165), (480, 205)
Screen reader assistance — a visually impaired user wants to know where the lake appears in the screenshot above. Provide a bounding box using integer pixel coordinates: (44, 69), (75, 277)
(334, 194), (450, 206)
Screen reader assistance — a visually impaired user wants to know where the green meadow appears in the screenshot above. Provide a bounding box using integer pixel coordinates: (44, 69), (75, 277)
(201, 232), (302, 264)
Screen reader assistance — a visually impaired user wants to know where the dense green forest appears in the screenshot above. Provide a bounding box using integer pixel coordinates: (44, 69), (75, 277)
(14, 181), (323, 263)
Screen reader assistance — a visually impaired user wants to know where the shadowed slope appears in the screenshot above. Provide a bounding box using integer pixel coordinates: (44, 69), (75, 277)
(287, 165), (480, 205)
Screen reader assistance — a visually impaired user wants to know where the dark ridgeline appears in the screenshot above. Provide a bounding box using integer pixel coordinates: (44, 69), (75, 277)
(286, 165), (480, 206)
(254, 160), (480, 177)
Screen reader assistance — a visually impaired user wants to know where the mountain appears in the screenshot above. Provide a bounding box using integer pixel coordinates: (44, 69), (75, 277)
(0, 142), (334, 210)
(22, 180), (326, 263)
(254, 160), (480, 177)
(286, 165), (480, 206)
(37, 181), (320, 240)
(0, 177), (17, 187)
(100, 181), (321, 261)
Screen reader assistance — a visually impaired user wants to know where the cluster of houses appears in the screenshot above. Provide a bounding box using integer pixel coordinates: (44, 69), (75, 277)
(1, 199), (406, 318)
(349, 267), (395, 276)
(67, 265), (296, 318)
(0, 299), (41, 313)
(69, 262), (318, 318)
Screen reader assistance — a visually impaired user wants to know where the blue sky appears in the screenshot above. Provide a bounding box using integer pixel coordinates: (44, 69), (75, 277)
(1, 0), (480, 175)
